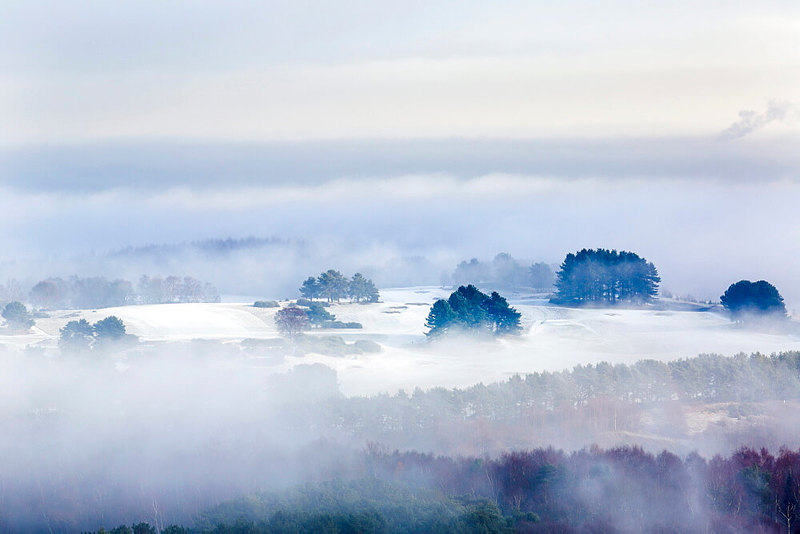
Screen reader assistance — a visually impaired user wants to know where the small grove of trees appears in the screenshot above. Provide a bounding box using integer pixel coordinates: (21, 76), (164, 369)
(551, 248), (660, 305)
(59, 315), (130, 353)
(425, 285), (522, 337)
(28, 275), (220, 310)
(450, 253), (554, 290)
(2, 301), (34, 332)
(300, 270), (379, 303)
(720, 279), (787, 321)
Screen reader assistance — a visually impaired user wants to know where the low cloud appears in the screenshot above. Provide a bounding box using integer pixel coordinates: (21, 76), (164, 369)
(719, 99), (797, 140)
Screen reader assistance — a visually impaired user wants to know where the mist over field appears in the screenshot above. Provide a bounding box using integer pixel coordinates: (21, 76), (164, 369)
(1, 140), (800, 306)
(3, 0), (800, 532)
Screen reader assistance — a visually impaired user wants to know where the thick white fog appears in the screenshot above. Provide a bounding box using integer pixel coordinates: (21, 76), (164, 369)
(1, 0), (799, 530)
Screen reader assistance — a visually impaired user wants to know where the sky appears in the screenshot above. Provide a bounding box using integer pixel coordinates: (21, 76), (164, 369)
(1, 0), (799, 305)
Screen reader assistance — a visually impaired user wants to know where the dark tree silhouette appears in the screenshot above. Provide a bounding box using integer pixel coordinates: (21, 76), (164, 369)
(425, 299), (458, 337)
(299, 277), (321, 301)
(486, 292), (522, 335)
(348, 273), (379, 303)
(720, 280), (786, 320)
(305, 303), (334, 327)
(317, 270), (349, 303)
(93, 316), (127, 341)
(426, 285), (521, 337)
(59, 319), (94, 353)
(552, 248), (660, 305)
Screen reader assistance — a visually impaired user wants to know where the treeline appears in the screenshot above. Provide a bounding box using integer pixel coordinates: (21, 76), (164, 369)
(449, 253), (554, 290)
(337, 351), (800, 419)
(323, 352), (800, 453)
(109, 236), (295, 259)
(86, 445), (800, 533)
(27, 275), (220, 309)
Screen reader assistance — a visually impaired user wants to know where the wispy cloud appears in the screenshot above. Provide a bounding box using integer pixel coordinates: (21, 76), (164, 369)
(719, 99), (797, 140)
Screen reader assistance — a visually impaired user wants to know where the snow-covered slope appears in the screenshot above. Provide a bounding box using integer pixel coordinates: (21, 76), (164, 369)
(4, 286), (800, 396)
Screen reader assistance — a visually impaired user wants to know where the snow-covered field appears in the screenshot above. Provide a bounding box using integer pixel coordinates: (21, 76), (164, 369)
(5, 286), (800, 396)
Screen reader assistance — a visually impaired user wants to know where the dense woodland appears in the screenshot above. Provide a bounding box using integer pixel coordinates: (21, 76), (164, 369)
(3, 350), (800, 532)
(85, 444), (800, 533)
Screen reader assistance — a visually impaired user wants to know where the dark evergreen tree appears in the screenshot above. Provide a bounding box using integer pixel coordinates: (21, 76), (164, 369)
(425, 299), (458, 337)
(720, 280), (786, 320)
(348, 273), (380, 303)
(426, 285), (522, 337)
(552, 248), (659, 305)
(317, 270), (349, 303)
(59, 318), (94, 353)
(486, 291), (522, 335)
(305, 303), (335, 326)
(449, 284), (491, 328)
(299, 276), (321, 301)
(93, 316), (126, 340)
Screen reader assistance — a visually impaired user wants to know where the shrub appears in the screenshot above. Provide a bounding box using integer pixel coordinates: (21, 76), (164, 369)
(353, 340), (382, 353)
(321, 320), (363, 329)
(253, 300), (280, 308)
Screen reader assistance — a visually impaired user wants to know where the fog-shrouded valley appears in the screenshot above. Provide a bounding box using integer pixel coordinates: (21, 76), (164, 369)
(4, 1), (800, 532)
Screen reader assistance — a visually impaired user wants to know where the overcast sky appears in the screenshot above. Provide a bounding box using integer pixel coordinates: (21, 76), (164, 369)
(1, 1), (799, 305)
(2, 0), (799, 142)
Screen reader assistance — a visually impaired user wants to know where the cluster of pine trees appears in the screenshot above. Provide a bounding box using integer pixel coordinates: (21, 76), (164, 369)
(425, 285), (521, 337)
(299, 270), (379, 303)
(551, 248), (660, 305)
(86, 445), (800, 534)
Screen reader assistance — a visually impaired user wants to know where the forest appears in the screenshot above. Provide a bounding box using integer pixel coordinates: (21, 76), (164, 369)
(1, 350), (797, 533)
(83, 444), (800, 533)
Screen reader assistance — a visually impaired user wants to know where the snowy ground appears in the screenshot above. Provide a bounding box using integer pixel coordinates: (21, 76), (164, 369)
(4, 286), (800, 396)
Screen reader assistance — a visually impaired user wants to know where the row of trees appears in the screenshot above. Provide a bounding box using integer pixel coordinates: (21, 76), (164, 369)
(450, 253), (554, 290)
(88, 444), (800, 533)
(331, 352), (800, 428)
(300, 270), (379, 303)
(425, 285), (521, 337)
(28, 275), (220, 310)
